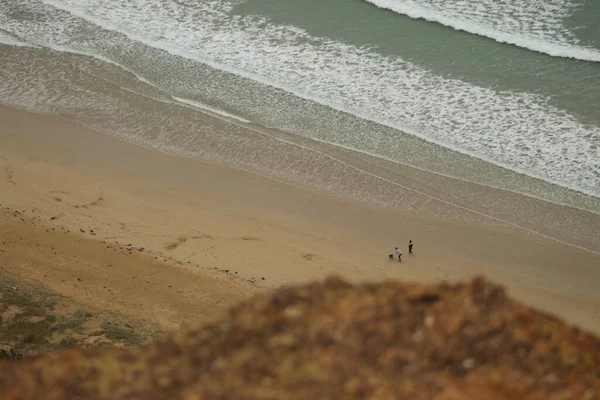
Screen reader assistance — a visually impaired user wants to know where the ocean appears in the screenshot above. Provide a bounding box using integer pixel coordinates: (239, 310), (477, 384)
(1, 0), (599, 250)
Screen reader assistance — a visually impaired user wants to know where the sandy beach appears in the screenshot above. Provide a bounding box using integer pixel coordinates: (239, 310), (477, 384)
(1, 104), (600, 335)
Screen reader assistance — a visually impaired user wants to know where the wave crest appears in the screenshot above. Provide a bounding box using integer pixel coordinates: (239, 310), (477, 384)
(364, 0), (600, 62)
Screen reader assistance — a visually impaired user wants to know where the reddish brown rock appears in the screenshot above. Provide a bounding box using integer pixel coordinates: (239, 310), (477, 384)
(1, 276), (599, 399)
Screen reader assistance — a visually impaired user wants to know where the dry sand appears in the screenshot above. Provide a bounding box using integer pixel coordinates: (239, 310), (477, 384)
(1, 104), (599, 334)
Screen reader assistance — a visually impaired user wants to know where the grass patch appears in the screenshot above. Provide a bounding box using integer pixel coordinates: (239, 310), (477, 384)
(0, 276), (59, 352)
(0, 278), (56, 317)
(55, 310), (89, 332)
(0, 347), (23, 361)
(150, 329), (164, 340)
(58, 337), (77, 349)
(0, 274), (156, 357)
(100, 322), (144, 346)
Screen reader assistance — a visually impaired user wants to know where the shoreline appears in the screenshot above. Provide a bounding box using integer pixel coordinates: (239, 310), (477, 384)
(1, 42), (599, 255)
(1, 104), (600, 334)
(200, 106), (600, 255)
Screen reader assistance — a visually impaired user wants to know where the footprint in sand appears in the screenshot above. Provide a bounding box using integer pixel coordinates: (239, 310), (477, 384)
(74, 193), (104, 209)
(165, 236), (188, 250)
(2, 159), (17, 186)
(302, 253), (317, 261)
(239, 236), (261, 241)
(191, 233), (214, 240)
(5, 168), (16, 185)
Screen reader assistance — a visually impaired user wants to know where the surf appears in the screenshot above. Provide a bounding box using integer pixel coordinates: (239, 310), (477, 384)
(172, 96), (252, 124)
(3, 0), (600, 199)
(0, 30), (38, 48)
(363, 0), (600, 62)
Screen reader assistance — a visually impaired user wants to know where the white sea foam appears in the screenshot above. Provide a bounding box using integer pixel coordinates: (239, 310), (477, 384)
(0, 30), (37, 48)
(172, 96), (251, 124)
(364, 0), (600, 62)
(1, 0), (599, 198)
(1, 26), (159, 94)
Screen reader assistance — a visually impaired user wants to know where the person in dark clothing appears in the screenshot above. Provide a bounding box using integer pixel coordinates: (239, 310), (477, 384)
(408, 240), (414, 256)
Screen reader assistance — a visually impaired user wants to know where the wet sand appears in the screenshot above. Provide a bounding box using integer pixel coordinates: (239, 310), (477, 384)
(1, 104), (599, 333)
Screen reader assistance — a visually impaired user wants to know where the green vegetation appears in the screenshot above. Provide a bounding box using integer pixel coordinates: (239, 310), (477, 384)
(0, 274), (158, 359)
(0, 347), (22, 360)
(100, 321), (144, 346)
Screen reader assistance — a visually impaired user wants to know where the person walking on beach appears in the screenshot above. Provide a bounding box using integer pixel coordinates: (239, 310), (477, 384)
(409, 240), (414, 256)
(395, 247), (402, 263)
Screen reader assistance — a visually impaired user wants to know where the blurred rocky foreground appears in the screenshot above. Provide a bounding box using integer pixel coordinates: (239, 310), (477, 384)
(1, 276), (599, 399)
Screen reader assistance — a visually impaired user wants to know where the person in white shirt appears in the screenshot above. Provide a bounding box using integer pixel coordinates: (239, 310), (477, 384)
(395, 247), (402, 263)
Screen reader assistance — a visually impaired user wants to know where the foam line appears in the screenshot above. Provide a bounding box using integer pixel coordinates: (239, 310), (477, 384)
(36, 0), (600, 198)
(0, 31), (37, 48)
(172, 96), (251, 123)
(2, 0), (598, 199)
(364, 0), (600, 62)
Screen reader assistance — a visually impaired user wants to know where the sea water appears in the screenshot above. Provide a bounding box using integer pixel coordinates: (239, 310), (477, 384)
(1, 0), (599, 250)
